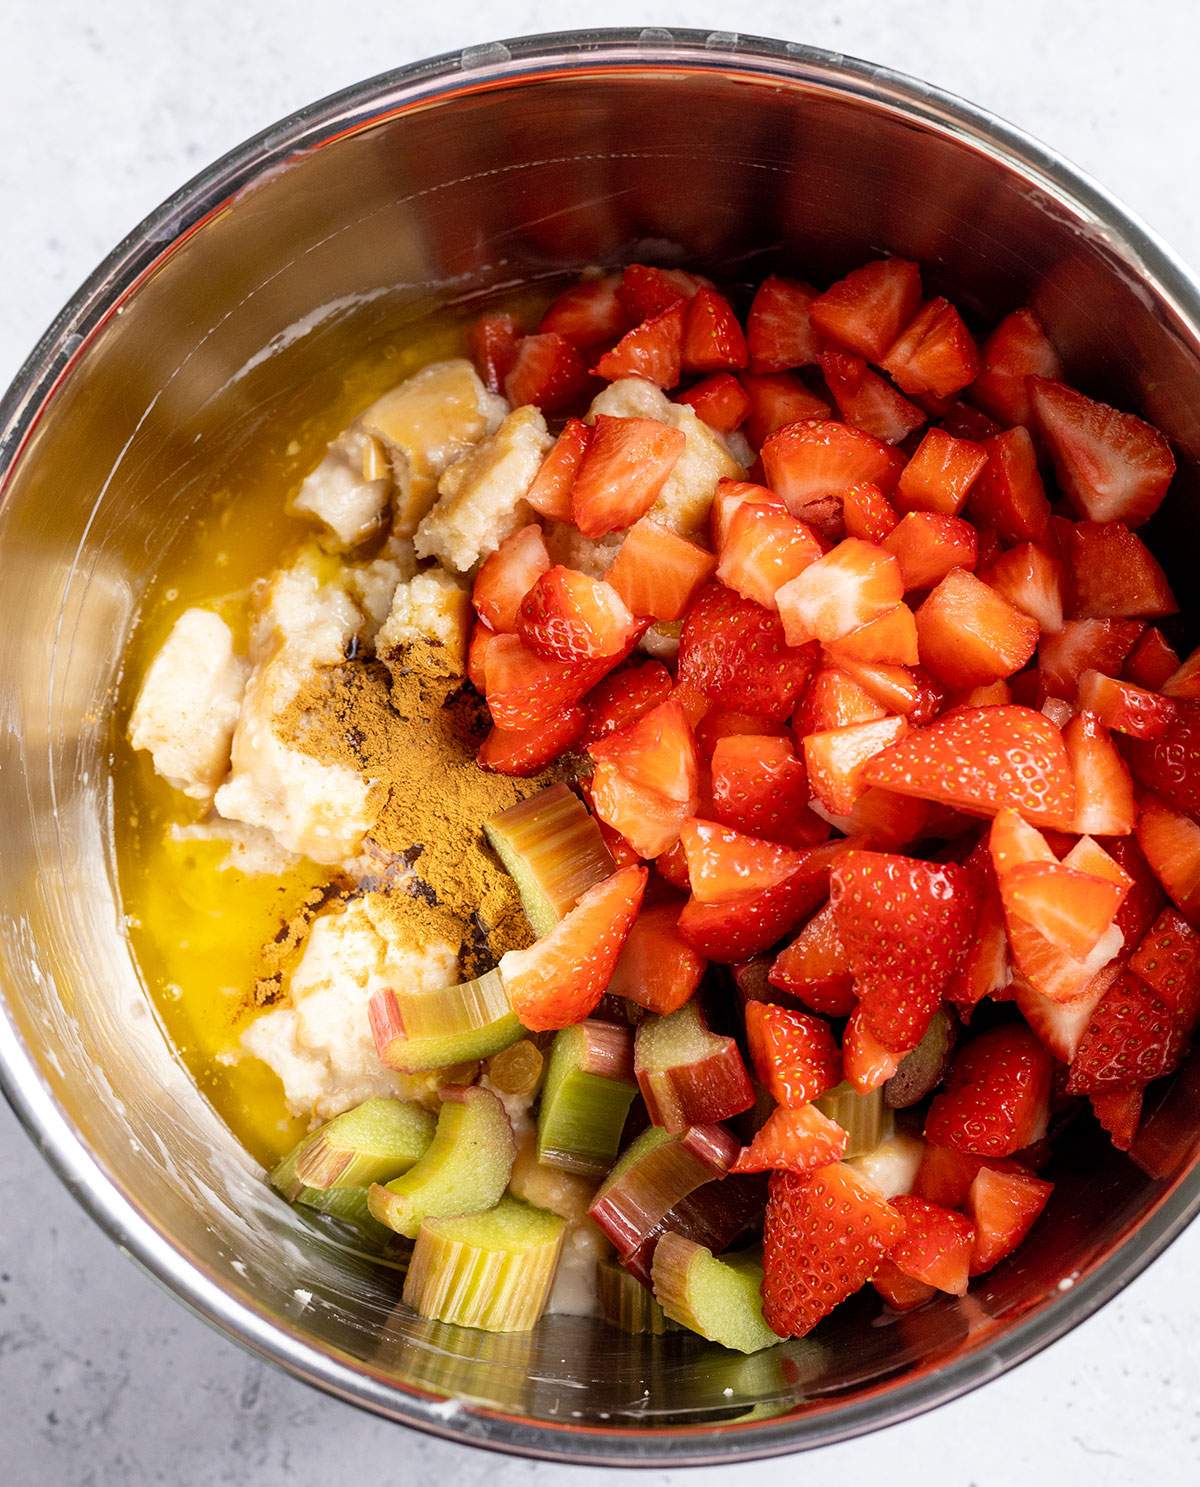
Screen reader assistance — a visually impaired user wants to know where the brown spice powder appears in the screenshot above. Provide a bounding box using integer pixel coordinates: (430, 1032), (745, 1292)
(252, 880), (346, 1005)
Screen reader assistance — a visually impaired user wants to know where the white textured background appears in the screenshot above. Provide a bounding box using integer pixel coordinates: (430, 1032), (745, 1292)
(2, 2), (1199, 1482)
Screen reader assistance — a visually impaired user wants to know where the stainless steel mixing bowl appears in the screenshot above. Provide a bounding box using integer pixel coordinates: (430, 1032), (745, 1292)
(2, 28), (1200, 1466)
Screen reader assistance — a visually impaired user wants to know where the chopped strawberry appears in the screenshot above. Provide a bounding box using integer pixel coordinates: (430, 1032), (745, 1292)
(1065, 972), (1185, 1093)
(732, 1103), (849, 1176)
(894, 428), (988, 517)
(485, 632), (615, 729)
(677, 842), (843, 961)
(804, 715), (909, 817)
(826, 604), (919, 667)
(477, 707), (588, 776)
(1039, 618), (1144, 701)
(654, 837), (692, 891)
(1126, 699), (1200, 816)
(762, 420), (904, 514)
(776, 538), (904, 646)
(570, 415), (686, 537)
(1124, 626), (1181, 691)
(871, 1259), (936, 1311)
(762, 1163), (905, 1337)
(675, 372), (751, 432)
(741, 373), (832, 448)
(1061, 521), (1177, 620)
(1076, 670), (1176, 740)
(594, 300), (685, 387)
(882, 511), (978, 591)
(809, 258), (923, 361)
(842, 481), (899, 543)
(847, 784), (932, 849)
(966, 1165), (1053, 1274)
(588, 698), (700, 857)
(864, 704), (1076, 830)
(693, 705), (788, 758)
(710, 478), (787, 549)
(1107, 835), (1168, 951)
(607, 898), (706, 1014)
(617, 264), (705, 321)
(469, 312), (521, 394)
(889, 1195), (975, 1296)
(966, 426), (1051, 544)
(978, 543), (1064, 635)
(499, 864), (646, 1030)
(745, 1000), (841, 1106)
(1134, 794), (1200, 922)
(745, 275), (822, 372)
(539, 274), (629, 349)
(589, 761), (677, 863)
(832, 849), (977, 1049)
(1030, 377), (1175, 527)
(769, 902), (854, 1010)
(818, 349), (926, 443)
(525, 418), (591, 521)
(1001, 861), (1125, 959)
(988, 807), (1057, 876)
(582, 660), (674, 745)
(579, 776), (643, 868)
(467, 622), (496, 692)
(1162, 647), (1200, 699)
(606, 517), (716, 622)
(1090, 1086), (1143, 1151)
(472, 523), (551, 632)
(716, 500), (823, 610)
(914, 1144), (991, 1209)
(882, 298), (979, 398)
(837, 658), (929, 718)
(969, 308), (1062, 427)
(710, 733), (823, 847)
(681, 819), (815, 904)
(794, 666), (887, 735)
(682, 287), (748, 373)
(842, 1004), (905, 1091)
(504, 331), (592, 414)
(1129, 907), (1200, 1032)
(678, 581), (819, 722)
(518, 565), (639, 663)
(939, 399), (1002, 441)
(924, 1025), (1053, 1157)
(1063, 711), (1136, 836)
(915, 569), (1040, 691)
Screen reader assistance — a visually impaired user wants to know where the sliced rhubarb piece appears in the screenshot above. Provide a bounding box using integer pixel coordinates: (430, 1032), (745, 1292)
(776, 538), (904, 646)
(518, 565), (640, 663)
(635, 1000), (754, 1133)
(915, 568), (1039, 692)
(883, 1009), (957, 1109)
(606, 518), (716, 621)
(1065, 972), (1186, 1094)
(678, 581), (818, 722)
(809, 257), (923, 361)
(762, 420), (904, 515)
(819, 348), (925, 444)
(571, 414), (687, 537)
(1129, 907), (1200, 1032)
(651, 1235), (777, 1353)
(716, 500), (823, 610)
(505, 331), (592, 414)
(595, 300), (686, 387)
(473, 523), (551, 632)
(485, 784), (615, 936)
(598, 1256), (677, 1334)
(967, 426), (1051, 544)
(895, 428), (988, 516)
(966, 1166), (1053, 1274)
(621, 1172), (768, 1287)
(403, 1195), (565, 1332)
(804, 715), (909, 817)
(924, 1025), (1053, 1158)
(370, 971), (522, 1073)
(537, 1020), (638, 1175)
(745, 1000), (841, 1106)
(815, 1080), (890, 1156)
(731, 1103), (848, 1175)
(680, 818), (814, 905)
(280, 1098), (436, 1196)
(368, 1085), (516, 1239)
(608, 899), (706, 1014)
(881, 298), (979, 398)
(970, 308), (1062, 427)
(746, 275), (822, 371)
(1061, 521), (1177, 621)
(540, 274), (629, 349)
(889, 1195), (975, 1295)
(676, 372), (752, 433)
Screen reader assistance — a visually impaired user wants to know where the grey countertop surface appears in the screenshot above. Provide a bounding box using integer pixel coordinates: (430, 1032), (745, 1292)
(3, 2), (1200, 1482)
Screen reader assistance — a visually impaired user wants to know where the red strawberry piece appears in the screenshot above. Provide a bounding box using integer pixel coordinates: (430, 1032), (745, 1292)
(578, 776), (643, 868)
(978, 543), (1064, 636)
(582, 659), (674, 746)
(617, 264), (705, 321)
(924, 1024), (1053, 1157)
(939, 399), (1002, 441)
(842, 481), (899, 543)
(1089, 1086), (1144, 1151)
(826, 604), (919, 667)
(883, 511), (978, 591)
(809, 257), (923, 361)
(895, 427), (988, 517)
(525, 418), (591, 521)
(966, 1165), (1053, 1274)
(741, 373), (832, 448)
(469, 312), (521, 394)
(654, 838), (692, 892)
(889, 1195), (975, 1296)
(710, 733), (821, 848)
(836, 658), (928, 718)
(594, 300), (686, 388)
(732, 1104), (848, 1176)
(914, 1144), (991, 1209)
(472, 523), (551, 632)
(916, 569), (1040, 692)
(1001, 861), (1125, 959)
(776, 537), (904, 646)
(818, 348), (926, 444)
(693, 705), (788, 759)
(988, 806), (1057, 876)
(1030, 377), (1175, 527)
(847, 784), (932, 850)
(539, 273), (629, 349)
(466, 622), (496, 692)
(1126, 627), (1182, 691)
(842, 1004), (905, 1092)
(832, 849), (977, 1049)
(1039, 617), (1144, 701)
(745, 1001), (841, 1106)
(804, 716), (910, 817)
(588, 698), (700, 858)
(761, 1163), (905, 1337)
(717, 500), (823, 610)
(1126, 699), (1200, 816)
(477, 707), (588, 776)
(769, 902), (853, 1006)
(793, 666), (887, 735)
(518, 565), (639, 663)
(677, 840), (845, 961)
(570, 415), (686, 537)
(746, 275), (822, 371)
(1077, 670), (1176, 741)
(504, 331), (592, 414)
(966, 426), (1051, 544)
(762, 419), (905, 514)
(1106, 833), (1168, 949)
(485, 632), (616, 729)
(607, 898), (705, 1015)
(1061, 521), (1178, 620)
(710, 477), (787, 549)
(500, 864), (647, 1030)
(969, 308), (1062, 427)
(1065, 972), (1185, 1093)
(681, 818), (816, 905)
(1135, 793), (1200, 920)
(682, 287), (748, 373)
(675, 372), (751, 433)
(882, 298), (979, 398)
(605, 517), (717, 623)
(678, 580), (819, 722)
(945, 882), (1009, 1016)
(1129, 907), (1200, 1033)
(872, 1259), (936, 1312)
(1161, 648), (1200, 699)
(1063, 710), (1135, 836)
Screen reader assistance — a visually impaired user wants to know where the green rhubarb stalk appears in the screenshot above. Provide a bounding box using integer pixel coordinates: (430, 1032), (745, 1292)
(370, 968), (521, 1072)
(277, 1097), (437, 1192)
(650, 1234), (779, 1354)
(537, 1020), (638, 1177)
(815, 1082), (891, 1158)
(485, 783), (615, 936)
(597, 1257), (677, 1335)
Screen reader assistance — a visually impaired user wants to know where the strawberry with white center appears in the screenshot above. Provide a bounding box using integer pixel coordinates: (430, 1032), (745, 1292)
(970, 307), (1062, 427)
(966, 1166), (1054, 1274)
(716, 500), (823, 611)
(732, 1104), (849, 1176)
(518, 565), (640, 663)
(804, 715), (909, 817)
(818, 348), (926, 444)
(471, 523), (551, 632)
(606, 517), (717, 622)
(745, 275), (822, 372)
(762, 420), (905, 516)
(915, 568), (1040, 692)
(588, 698), (700, 859)
(594, 300), (686, 387)
(776, 538), (904, 646)
(809, 257), (923, 361)
(504, 331), (592, 413)
(570, 415), (686, 537)
(924, 1025), (1053, 1158)
(881, 297), (979, 398)
(539, 275), (629, 350)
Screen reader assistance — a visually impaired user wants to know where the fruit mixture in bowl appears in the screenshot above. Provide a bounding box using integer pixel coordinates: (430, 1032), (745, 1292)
(121, 253), (1199, 1352)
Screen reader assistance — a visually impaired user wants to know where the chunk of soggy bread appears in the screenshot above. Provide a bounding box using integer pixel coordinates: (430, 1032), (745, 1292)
(588, 378), (744, 537)
(289, 426), (393, 552)
(129, 608), (247, 801)
(414, 405), (552, 573)
(376, 568), (471, 686)
(213, 556), (380, 864)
